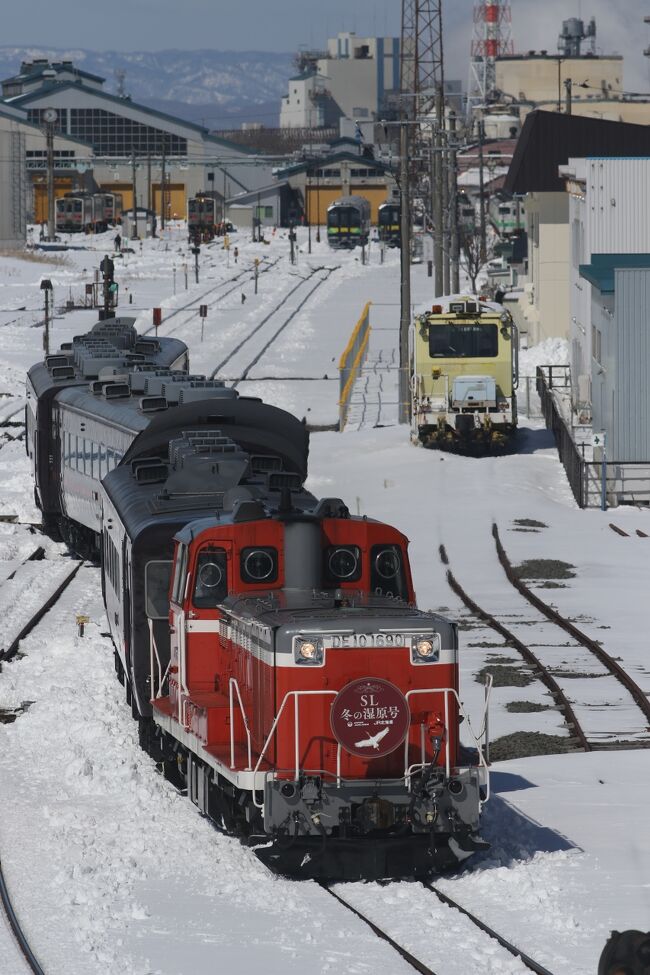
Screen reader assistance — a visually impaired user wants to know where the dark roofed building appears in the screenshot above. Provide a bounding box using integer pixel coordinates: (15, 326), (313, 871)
(504, 111), (650, 346)
(506, 110), (650, 194)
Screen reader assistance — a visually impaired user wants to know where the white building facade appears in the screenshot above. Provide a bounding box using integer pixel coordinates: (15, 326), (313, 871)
(562, 156), (650, 414)
(280, 33), (400, 129)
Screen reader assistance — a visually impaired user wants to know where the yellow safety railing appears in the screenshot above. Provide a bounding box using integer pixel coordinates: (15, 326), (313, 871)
(338, 302), (371, 429)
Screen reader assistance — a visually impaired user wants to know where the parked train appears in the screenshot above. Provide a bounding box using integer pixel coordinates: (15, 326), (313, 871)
(55, 192), (123, 234)
(489, 193), (525, 237)
(27, 318), (490, 881)
(411, 295), (518, 450)
(378, 201), (400, 248)
(187, 193), (218, 243)
(327, 195), (371, 250)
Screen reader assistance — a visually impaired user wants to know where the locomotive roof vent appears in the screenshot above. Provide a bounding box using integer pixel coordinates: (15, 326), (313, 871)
(134, 462), (168, 484)
(139, 395), (168, 412)
(102, 382), (130, 399)
(232, 498), (268, 523)
(312, 497), (351, 519)
(143, 373), (204, 397)
(46, 354), (71, 370)
(130, 369), (174, 393)
(134, 339), (161, 355)
(268, 471), (302, 492)
(177, 384), (237, 405)
(250, 454), (283, 474)
(51, 365), (76, 381)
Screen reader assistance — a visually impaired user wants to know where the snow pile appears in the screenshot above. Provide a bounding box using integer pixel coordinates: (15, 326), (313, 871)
(519, 337), (569, 378)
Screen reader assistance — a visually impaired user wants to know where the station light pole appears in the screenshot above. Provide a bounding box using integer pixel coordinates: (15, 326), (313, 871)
(40, 279), (53, 353)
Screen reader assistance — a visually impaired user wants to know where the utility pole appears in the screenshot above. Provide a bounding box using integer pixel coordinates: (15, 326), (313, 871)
(146, 153), (152, 213)
(564, 77), (572, 114)
(160, 143), (166, 231)
(433, 92), (444, 296)
(42, 109), (58, 242)
(131, 151), (138, 240)
(398, 119), (411, 426)
(477, 119), (487, 265)
(448, 112), (460, 293)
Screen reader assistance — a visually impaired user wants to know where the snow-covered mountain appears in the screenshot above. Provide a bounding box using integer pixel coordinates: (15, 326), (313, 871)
(0, 47), (293, 126)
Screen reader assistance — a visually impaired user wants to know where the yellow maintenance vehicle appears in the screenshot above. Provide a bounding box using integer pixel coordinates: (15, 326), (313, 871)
(411, 296), (518, 451)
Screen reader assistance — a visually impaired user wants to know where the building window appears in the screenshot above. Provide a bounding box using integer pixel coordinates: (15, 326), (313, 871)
(30, 106), (188, 157)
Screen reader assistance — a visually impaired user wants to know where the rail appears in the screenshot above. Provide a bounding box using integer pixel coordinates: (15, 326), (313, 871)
(338, 301), (371, 429)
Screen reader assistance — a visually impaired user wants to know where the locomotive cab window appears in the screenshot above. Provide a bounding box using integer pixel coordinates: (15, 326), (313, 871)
(429, 323), (498, 358)
(324, 545), (361, 584)
(240, 547), (278, 585)
(193, 548), (228, 607)
(145, 561), (173, 619)
(371, 544), (407, 600)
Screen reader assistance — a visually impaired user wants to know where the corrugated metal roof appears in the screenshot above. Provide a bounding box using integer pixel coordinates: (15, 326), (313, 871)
(579, 253), (650, 293)
(505, 111), (650, 194)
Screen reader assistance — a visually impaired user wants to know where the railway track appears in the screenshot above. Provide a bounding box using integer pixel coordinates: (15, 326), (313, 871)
(141, 255), (280, 337)
(0, 557), (83, 663)
(0, 859), (45, 974)
(0, 550), (89, 973)
(440, 525), (650, 752)
(321, 882), (556, 975)
(210, 265), (336, 384)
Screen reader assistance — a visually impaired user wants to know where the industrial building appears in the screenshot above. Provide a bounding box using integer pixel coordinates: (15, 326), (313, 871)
(505, 111), (650, 347)
(0, 58), (274, 221)
(0, 103), (93, 238)
(280, 33), (401, 129)
(561, 157), (650, 416)
(579, 256), (650, 464)
(273, 141), (396, 225)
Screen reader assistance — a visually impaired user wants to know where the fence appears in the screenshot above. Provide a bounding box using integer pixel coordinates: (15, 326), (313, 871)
(537, 365), (588, 506)
(338, 302), (371, 430)
(537, 365), (650, 508)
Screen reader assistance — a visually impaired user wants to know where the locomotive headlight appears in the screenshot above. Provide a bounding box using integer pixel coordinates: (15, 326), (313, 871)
(295, 637), (324, 665)
(411, 634), (441, 663)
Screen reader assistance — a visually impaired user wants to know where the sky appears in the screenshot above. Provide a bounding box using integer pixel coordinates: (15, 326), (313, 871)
(3, 0), (649, 91)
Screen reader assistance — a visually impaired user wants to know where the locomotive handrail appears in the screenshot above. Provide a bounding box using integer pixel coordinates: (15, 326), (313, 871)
(148, 618), (171, 699)
(251, 689), (339, 806)
(229, 678), (252, 771)
(250, 686), (491, 809)
(404, 686), (491, 803)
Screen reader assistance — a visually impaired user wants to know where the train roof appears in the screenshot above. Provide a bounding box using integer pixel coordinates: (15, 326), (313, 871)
(102, 427), (314, 542)
(27, 317), (188, 401)
(327, 195), (371, 210)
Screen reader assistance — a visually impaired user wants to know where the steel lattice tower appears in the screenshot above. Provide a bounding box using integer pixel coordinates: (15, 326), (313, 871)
(400, 0), (444, 116)
(467, 1), (514, 117)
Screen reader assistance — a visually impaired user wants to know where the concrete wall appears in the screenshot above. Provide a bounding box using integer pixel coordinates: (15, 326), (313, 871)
(519, 191), (570, 345)
(496, 55), (622, 105)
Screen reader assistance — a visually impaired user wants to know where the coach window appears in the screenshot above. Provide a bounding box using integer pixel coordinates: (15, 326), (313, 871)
(145, 561), (173, 619)
(193, 548), (228, 608)
(98, 443), (106, 478)
(91, 442), (98, 478)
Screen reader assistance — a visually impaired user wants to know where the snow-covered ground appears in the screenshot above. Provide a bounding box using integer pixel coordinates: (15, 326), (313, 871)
(0, 228), (649, 975)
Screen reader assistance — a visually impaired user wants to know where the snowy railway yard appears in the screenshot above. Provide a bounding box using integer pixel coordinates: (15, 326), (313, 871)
(0, 226), (649, 975)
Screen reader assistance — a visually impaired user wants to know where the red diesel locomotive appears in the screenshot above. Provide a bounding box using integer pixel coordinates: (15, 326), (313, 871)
(148, 488), (490, 880)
